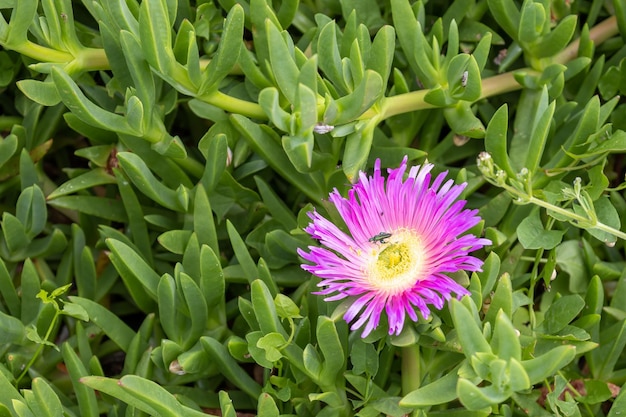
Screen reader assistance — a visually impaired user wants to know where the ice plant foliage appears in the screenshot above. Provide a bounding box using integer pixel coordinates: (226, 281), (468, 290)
(299, 158), (491, 337)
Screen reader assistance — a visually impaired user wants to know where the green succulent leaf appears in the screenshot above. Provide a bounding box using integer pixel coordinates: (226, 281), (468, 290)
(199, 4), (244, 95)
(517, 210), (565, 250)
(324, 70), (383, 125)
(47, 168), (116, 199)
(522, 346), (576, 384)
(443, 100), (485, 138)
(450, 298), (491, 357)
(0, 1), (624, 416)
(17, 80), (61, 106)
(51, 67), (140, 136)
(400, 367), (460, 407)
(117, 152), (189, 211)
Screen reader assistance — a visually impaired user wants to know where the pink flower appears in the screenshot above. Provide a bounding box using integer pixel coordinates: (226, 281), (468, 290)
(298, 157), (490, 337)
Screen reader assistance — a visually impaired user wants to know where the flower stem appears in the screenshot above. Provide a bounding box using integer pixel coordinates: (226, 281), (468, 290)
(494, 180), (626, 241)
(401, 345), (421, 395)
(15, 310), (60, 386)
(527, 249), (545, 329)
(526, 195), (626, 241)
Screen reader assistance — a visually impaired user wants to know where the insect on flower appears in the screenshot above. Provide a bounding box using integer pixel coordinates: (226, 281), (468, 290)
(298, 157), (491, 337)
(369, 232), (392, 244)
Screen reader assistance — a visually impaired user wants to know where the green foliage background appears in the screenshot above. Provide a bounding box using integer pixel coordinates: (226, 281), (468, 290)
(1, 0), (626, 415)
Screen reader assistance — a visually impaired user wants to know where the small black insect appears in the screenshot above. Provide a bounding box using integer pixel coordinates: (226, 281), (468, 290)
(369, 232), (392, 244)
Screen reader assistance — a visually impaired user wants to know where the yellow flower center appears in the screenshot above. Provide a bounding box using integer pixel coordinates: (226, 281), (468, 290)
(375, 243), (411, 279)
(366, 230), (426, 294)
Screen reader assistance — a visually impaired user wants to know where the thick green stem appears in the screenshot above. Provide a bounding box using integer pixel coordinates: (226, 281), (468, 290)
(14, 41), (73, 63)
(380, 15), (618, 122)
(199, 91), (267, 120)
(553, 16), (618, 65)
(9, 41), (109, 72)
(3, 11), (618, 131)
(377, 90), (436, 120)
(402, 345), (421, 396)
(479, 71), (527, 100)
(0, 116), (23, 131)
(75, 48), (110, 71)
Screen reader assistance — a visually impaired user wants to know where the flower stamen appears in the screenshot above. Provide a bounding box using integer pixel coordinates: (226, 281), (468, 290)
(368, 231), (425, 294)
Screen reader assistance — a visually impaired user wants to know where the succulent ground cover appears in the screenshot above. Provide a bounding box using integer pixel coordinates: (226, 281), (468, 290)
(1, 0), (626, 416)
